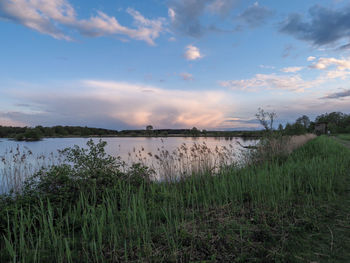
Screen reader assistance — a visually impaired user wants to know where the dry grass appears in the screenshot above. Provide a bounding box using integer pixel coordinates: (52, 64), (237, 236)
(126, 142), (241, 181)
(246, 133), (316, 164)
(286, 134), (317, 153)
(0, 146), (62, 194)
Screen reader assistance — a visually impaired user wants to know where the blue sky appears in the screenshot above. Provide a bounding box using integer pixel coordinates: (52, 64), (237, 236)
(1, 0), (350, 130)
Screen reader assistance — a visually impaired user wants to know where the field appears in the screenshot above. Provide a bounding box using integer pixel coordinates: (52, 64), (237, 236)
(0, 136), (350, 262)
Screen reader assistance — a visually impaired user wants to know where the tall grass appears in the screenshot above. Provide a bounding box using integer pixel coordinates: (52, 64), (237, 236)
(337, 133), (350, 141)
(0, 146), (61, 194)
(1, 140), (247, 192)
(0, 136), (349, 261)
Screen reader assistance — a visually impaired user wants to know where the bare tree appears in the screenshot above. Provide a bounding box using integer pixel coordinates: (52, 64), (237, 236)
(255, 108), (277, 131)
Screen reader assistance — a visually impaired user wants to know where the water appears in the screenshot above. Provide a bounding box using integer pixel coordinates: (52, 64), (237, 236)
(0, 137), (257, 160)
(0, 137), (257, 192)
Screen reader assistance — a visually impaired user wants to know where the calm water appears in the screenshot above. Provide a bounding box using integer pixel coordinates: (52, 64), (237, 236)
(0, 137), (257, 192)
(0, 137), (257, 161)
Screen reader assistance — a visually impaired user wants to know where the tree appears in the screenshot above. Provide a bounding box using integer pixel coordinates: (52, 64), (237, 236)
(146, 125), (153, 131)
(278, 124), (283, 132)
(296, 115), (310, 129)
(191, 127), (200, 136)
(255, 108), (277, 131)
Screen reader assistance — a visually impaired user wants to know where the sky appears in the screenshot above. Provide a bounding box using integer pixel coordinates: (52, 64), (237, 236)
(1, 0), (350, 130)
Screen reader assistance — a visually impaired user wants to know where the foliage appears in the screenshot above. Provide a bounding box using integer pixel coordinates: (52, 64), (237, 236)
(296, 115), (311, 129)
(1, 137), (350, 262)
(0, 125), (119, 139)
(20, 139), (153, 203)
(315, 111), (350, 133)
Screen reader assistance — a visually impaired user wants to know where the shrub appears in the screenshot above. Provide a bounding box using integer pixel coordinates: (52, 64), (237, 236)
(21, 139), (154, 203)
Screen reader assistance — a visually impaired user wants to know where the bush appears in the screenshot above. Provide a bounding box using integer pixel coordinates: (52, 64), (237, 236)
(21, 139), (154, 203)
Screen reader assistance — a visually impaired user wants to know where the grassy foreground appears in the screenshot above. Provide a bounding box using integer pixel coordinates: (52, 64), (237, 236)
(0, 136), (350, 262)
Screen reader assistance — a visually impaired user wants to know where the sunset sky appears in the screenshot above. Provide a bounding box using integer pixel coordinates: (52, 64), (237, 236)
(1, 0), (350, 130)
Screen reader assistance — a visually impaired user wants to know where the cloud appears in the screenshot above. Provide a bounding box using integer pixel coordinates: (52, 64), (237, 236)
(184, 45), (203, 60)
(307, 56), (316, 61)
(321, 89), (350, 99)
(1, 80), (234, 129)
(281, 67), (304, 73)
(310, 57), (350, 70)
(309, 57), (350, 79)
(280, 5), (350, 46)
(168, 0), (208, 37)
(180, 72), (194, 81)
(208, 0), (240, 16)
(168, 8), (176, 22)
(0, 116), (25, 127)
(220, 73), (315, 92)
(0, 0), (165, 45)
(168, 0), (239, 37)
(338, 43), (350, 50)
(238, 2), (274, 28)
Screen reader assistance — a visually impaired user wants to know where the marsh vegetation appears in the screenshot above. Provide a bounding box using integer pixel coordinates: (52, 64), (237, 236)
(0, 133), (349, 262)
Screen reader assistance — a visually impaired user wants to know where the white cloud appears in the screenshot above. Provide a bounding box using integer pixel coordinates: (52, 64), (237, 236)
(168, 8), (176, 22)
(220, 73), (317, 92)
(180, 72), (194, 81)
(0, 0), (165, 45)
(281, 67), (304, 73)
(184, 45), (203, 61)
(310, 57), (350, 70)
(307, 56), (316, 61)
(309, 57), (350, 80)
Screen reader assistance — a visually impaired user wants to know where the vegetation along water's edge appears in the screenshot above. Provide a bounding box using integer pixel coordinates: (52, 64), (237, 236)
(1, 135), (350, 262)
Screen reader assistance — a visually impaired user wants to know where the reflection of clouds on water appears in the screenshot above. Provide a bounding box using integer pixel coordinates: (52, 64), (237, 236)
(0, 137), (258, 191)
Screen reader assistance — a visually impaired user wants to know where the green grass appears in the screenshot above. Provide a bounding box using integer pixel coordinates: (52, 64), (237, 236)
(336, 133), (350, 141)
(1, 136), (350, 262)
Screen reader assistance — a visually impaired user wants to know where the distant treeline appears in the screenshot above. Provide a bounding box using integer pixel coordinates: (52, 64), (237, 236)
(0, 126), (119, 141)
(1, 111), (349, 141)
(280, 111), (350, 135)
(0, 125), (262, 141)
(118, 128), (262, 138)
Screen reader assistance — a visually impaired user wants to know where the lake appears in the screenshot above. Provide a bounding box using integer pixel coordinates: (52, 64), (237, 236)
(0, 137), (258, 192)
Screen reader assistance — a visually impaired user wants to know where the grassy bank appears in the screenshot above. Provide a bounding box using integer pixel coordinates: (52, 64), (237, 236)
(0, 136), (349, 262)
(336, 134), (350, 141)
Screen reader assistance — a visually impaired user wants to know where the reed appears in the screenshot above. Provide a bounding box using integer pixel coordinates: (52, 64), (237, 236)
(0, 136), (349, 262)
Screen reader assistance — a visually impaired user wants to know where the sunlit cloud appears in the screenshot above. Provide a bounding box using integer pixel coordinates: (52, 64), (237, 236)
(184, 45), (203, 61)
(0, 0), (166, 45)
(310, 57), (350, 70)
(307, 56), (316, 61)
(220, 73), (315, 92)
(1, 80), (235, 129)
(0, 117), (25, 127)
